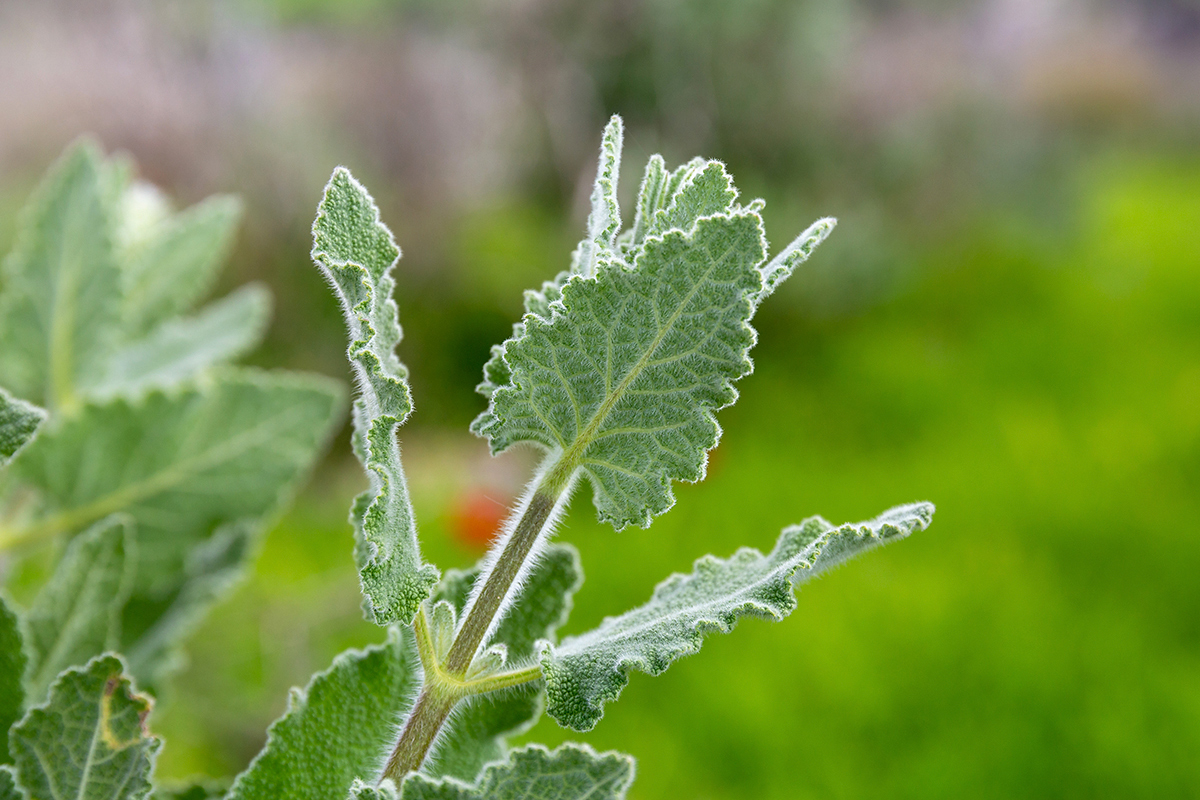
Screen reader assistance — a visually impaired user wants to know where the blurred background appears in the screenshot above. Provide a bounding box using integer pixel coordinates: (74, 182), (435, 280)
(2, 0), (1199, 796)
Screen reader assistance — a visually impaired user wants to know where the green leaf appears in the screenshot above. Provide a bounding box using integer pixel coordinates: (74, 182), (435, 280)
(0, 141), (121, 411)
(312, 168), (438, 625)
(429, 544), (582, 782)
(397, 744), (635, 800)
(541, 502), (935, 731)
(1, 766), (20, 800)
(10, 654), (161, 800)
(118, 193), (243, 335)
(22, 517), (135, 704)
(0, 388), (45, 468)
(0, 597), (26, 764)
(752, 216), (837, 306)
(11, 370), (342, 598)
(571, 116), (623, 279)
(227, 627), (419, 800)
(89, 285), (271, 400)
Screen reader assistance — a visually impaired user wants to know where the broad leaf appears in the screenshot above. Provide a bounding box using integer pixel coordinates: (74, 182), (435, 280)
(0, 388), (45, 468)
(10, 655), (161, 800)
(429, 544), (582, 782)
(227, 627), (419, 800)
(398, 744), (635, 800)
(89, 285), (271, 399)
(13, 370), (342, 599)
(0, 596), (26, 764)
(0, 141), (121, 410)
(23, 517), (135, 704)
(541, 502), (935, 730)
(1, 766), (19, 800)
(312, 168), (438, 625)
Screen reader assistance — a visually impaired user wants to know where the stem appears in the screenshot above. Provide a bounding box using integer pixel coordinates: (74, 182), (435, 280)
(380, 684), (457, 782)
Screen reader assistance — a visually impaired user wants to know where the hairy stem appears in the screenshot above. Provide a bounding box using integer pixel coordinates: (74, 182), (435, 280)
(380, 684), (457, 782)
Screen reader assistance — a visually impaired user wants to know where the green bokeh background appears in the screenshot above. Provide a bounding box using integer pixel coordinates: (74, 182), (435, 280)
(2, 0), (1199, 797)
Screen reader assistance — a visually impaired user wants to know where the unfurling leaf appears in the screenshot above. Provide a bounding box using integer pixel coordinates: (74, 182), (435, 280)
(398, 744), (635, 800)
(0, 596), (26, 764)
(541, 503), (935, 731)
(227, 628), (419, 800)
(0, 388), (45, 468)
(10, 655), (161, 800)
(312, 167), (438, 625)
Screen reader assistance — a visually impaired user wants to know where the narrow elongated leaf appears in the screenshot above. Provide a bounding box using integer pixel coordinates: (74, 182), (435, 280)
(312, 168), (438, 625)
(398, 744), (635, 800)
(227, 628), (419, 800)
(89, 285), (271, 399)
(0, 596), (26, 764)
(23, 517), (135, 703)
(1, 766), (20, 800)
(10, 655), (161, 800)
(429, 544), (582, 782)
(0, 388), (45, 468)
(751, 216), (837, 306)
(0, 141), (121, 410)
(541, 502), (935, 731)
(571, 116), (623, 278)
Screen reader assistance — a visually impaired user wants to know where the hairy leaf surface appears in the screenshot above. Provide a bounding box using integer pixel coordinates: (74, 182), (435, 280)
(23, 517), (135, 704)
(542, 503), (935, 730)
(312, 168), (438, 625)
(0, 388), (45, 468)
(0, 597), (26, 764)
(429, 544), (582, 782)
(10, 655), (160, 800)
(398, 744), (634, 800)
(227, 628), (419, 800)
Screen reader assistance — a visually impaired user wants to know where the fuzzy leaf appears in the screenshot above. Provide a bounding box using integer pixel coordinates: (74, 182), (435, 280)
(312, 168), (438, 625)
(751, 216), (837, 306)
(398, 744), (635, 800)
(12, 371), (342, 599)
(227, 628), (419, 800)
(542, 502), (935, 731)
(429, 544), (582, 782)
(10, 655), (161, 800)
(89, 285), (271, 399)
(571, 116), (623, 278)
(0, 388), (45, 468)
(0, 597), (26, 764)
(0, 141), (121, 410)
(22, 517), (135, 704)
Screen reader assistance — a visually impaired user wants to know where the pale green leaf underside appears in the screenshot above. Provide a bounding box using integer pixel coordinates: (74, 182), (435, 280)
(23, 517), (134, 704)
(0, 388), (46, 468)
(429, 544), (582, 783)
(227, 628), (419, 800)
(0, 596), (26, 764)
(312, 167), (437, 625)
(0, 767), (18, 800)
(10, 654), (161, 800)
(395, 744), (635, 800)
(542, 502), (935, 730)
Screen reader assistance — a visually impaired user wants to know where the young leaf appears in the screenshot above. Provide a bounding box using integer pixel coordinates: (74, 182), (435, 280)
(9, 655), (161, 800)
(89, 285), (271, 399)
(571, 115), (624, 279)
(541, 502), (935, 731)
(472, 209), (769, 528)
(311, 167), (438, 625)
(1, 766), (20, 800)
(0, 141), (121, 410)
(398, 744), (635, 800)
(0, 388), (45, 468)
(429, 544), (582, 782)
(226, 627), (420, 800)
(0, 596), (26, 764)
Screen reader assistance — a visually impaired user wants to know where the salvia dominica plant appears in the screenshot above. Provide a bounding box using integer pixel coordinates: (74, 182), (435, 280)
(0, 117), (933, 800)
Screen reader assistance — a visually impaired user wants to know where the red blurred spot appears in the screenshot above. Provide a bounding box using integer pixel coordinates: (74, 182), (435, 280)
(451, 489), (509, 550)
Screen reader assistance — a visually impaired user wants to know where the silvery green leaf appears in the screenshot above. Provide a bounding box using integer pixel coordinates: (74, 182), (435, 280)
(13, 370), (342, 599)
(22, 517), (135, 704)
(312, 168), (438, 626)
(227, 628), (419, 800)
(429, 544), (582, 782)
(0, 596), (26, 764)
(0, 388), (45, 468)
(0, 766), (19, 800)
(10, 655), (161, 800)
(473, 209), (769, 529)
(89, 285), (271, 399)
(642, 160), (738, 240)
(348, 780), (395, 800)
(0, 141), (121, 410)
(541, 502), (935, 731)
(118, 193), (242, 336)
(570, 116), (623, 279)
(398, 744), (635, 800)
(623, 154), (669, 252)
(751, 216), (837, 306)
